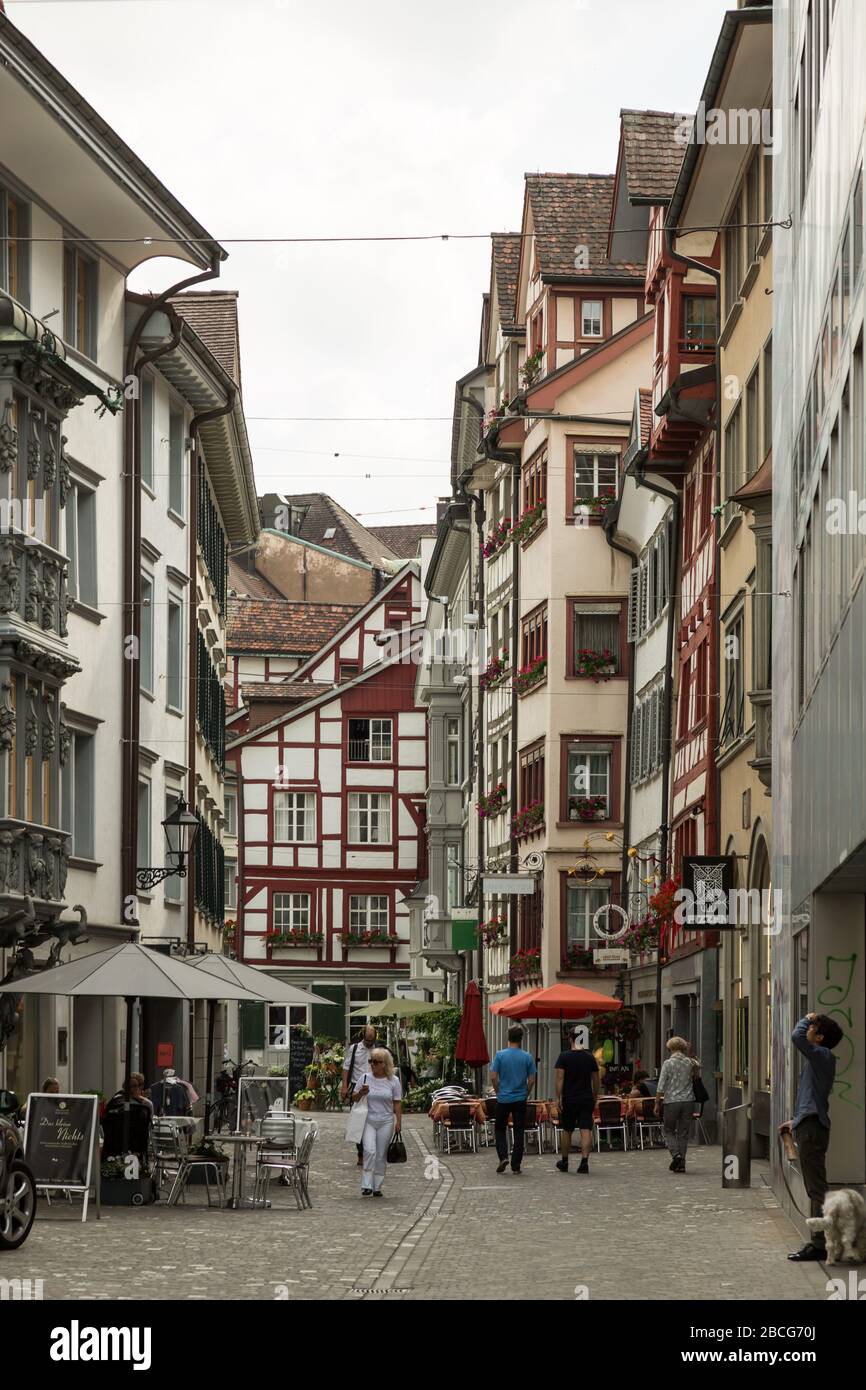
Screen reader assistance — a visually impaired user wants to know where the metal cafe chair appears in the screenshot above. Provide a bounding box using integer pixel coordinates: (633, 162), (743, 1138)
(636, 1097), (666, 1149)
(506, 1101), (543, 1157)
(594, 1097), (628, 1152)
(441, 1103), (477, 1154)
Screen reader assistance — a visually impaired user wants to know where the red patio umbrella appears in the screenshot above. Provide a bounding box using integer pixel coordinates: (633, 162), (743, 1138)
(488, 986), (542, 1016)
(455, 981), (490, 1068)
(504, 984), (622, 1019)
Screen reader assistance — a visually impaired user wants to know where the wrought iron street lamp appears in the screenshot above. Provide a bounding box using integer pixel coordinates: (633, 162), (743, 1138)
(136, 795), (199, 891)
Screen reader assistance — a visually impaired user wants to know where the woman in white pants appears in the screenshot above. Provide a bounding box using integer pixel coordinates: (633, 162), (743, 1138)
(354, 1049), (402, 1197)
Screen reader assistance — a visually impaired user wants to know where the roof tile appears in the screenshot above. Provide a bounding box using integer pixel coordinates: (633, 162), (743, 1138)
(525, 173), (644, 280)
(227, 597), (358, 654)
(620, 109), (691, 204)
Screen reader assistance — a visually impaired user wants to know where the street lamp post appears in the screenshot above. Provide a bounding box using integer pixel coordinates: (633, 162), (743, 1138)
(135, 796), (200, 891)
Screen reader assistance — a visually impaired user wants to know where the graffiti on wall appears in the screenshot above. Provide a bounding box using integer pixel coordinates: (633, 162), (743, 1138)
(818, 953), (862, 1112)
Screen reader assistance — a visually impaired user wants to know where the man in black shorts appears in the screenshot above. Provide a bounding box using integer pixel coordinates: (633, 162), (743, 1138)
(554, 1027), (600, 1174)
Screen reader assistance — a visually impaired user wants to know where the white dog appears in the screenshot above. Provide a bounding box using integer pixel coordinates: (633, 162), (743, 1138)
(806, 1189), (866, 1264)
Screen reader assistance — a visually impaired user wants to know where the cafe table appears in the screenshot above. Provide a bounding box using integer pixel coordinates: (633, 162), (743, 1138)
(210, 1133), (272, 1209)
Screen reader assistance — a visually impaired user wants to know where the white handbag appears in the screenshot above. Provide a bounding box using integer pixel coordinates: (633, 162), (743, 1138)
(344, 1074), (368, 1143)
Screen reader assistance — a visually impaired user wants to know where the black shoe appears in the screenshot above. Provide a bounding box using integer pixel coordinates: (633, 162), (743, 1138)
(555, 1158), (569, 1173)
(372, 1190), (383, 1198)
(361, 1188), (372, 1196)
(511, 1166), (522, 1174)
(577, 1158), (589, 1174)
(669, 1156), (679, 1171)
(496, 1160), (508, 1174)
(278, 1174), (291, 1186)
(787, 1243), (825, 1262)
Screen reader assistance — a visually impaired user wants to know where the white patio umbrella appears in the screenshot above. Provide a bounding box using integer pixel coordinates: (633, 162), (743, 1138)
(189, 953), (337, 1131)
(0, 941), (259, 1145)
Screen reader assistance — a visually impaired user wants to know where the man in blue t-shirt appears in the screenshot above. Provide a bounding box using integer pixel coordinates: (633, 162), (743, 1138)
(490, 1026), (537, 1174)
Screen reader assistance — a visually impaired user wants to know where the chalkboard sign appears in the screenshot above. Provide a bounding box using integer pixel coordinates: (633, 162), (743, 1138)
(23, 1093), (99, 1222)
(288, 1026), (314, 1101)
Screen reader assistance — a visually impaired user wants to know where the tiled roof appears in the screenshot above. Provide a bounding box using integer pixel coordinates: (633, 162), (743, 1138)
(227, 554), (284, 601)
(638, 389), (654, 448)
(240, 681), (333, 703)
(169, 291), (242, 386)
(620, 110), (691, 204)
(525, 173), (645, 279)
(266, 493), (400, 567)
(491, 233), (521, 327)
(227, 597), (358, 654)
(368, 523), (436, 558)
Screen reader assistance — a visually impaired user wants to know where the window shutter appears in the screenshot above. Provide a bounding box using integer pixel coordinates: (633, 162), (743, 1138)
(638, 563), (648, 636)
(657, 686), (667, 772)
(627, 568), (639, 642)
(649, 690), (659, 771)
(632, 702), (642, 781)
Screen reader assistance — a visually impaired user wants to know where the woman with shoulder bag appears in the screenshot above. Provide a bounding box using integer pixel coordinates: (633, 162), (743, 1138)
(355, 1048), (403, 1198)
(654, 1036), (700, 1173)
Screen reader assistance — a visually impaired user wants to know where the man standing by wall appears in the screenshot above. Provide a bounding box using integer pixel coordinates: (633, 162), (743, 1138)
(490, 1026), (536, 1176)
(786, 1011), (843, 1262)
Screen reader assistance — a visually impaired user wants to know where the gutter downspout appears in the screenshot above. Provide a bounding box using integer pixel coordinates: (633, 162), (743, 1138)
(627, 452), (681, 1072)
(601, 515), (638, 902)
(122, 261), (220, 927)
(663, 225), (722, 1086)
(187, 386), (237, 951)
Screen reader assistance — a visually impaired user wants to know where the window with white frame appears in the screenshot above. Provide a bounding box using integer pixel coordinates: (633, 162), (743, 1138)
(629, 527), (670, 643)
(164, 792), (183, 902)
(581, 300), (603, 337)
(631, 685), (665, 782)
(446, 717), (461, 785)
(274, 790), (316, 842)
(224, 790), (237, 837)
(268, 1004), (308, 1048)
(347, 793), (391, 844)
(566, 881), (611, 950)
(141, 375), (154, 490)
(566, 745), (611, 820)
(273, 892), (310, 933)
(573, 450), (618, 508)
(166, 594), (183, 712)
(140, 572), (154, 695)
(136, 779), (150, 882)
(61, 729), (95, 860)
(719, 607), (746, 748)
(348, 717), (392, 762)
(349, 895), (389, 933)
(168, 408), (185, 518)
(66, 481), (98, 608)
(224, 856), (237, 911)
(446, 844), (461, 910)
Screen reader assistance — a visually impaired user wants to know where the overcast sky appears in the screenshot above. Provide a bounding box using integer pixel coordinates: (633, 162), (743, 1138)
(13, 0), (729, 527)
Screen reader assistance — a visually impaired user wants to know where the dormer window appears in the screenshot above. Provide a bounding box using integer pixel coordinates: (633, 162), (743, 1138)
(683, 296), (717, 353)
(581, 300), (603, 337)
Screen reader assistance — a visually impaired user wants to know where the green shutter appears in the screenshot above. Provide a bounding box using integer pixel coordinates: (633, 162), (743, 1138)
(310, 983), (346, 1041)
(240, 1000), (265, 1053)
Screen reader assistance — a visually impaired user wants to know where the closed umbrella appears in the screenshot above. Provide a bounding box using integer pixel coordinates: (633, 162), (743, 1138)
(0, 941), (258, 1149)
(189, 953), (338, 1131)
(454, 981), (489, 1094)
(347, 997), (449, 1020)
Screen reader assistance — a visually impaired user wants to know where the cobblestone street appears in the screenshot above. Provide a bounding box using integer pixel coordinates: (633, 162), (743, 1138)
(9, 1115), (836, 1302)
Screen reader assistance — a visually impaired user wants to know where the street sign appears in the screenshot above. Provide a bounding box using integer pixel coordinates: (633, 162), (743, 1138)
(481, 875), (537, 895)
(593, 948), (629, 965)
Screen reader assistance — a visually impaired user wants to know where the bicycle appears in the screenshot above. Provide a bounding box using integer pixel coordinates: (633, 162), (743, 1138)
(208, 1057), (257, 1133)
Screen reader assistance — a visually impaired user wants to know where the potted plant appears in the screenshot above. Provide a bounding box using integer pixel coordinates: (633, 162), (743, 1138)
(576, 487), (616, 517)
(514, 656), (547, 695)
(510, 947), (541, 980)
(574, 648), (617, 682)
(521, 347), (545, 387)
(100, 1155), (155, 1206)
(509, 501), (546, 544)
(511, 801), (544, 839)
(479, 652), (509, 690)
(570, 794), (608, 822)
(564, 945), (595, 970)
(479, 915), (509, 945)
(482, 519), (512, 559)
(476, 782), (508, 818)
(293, 1089), (316, 1112)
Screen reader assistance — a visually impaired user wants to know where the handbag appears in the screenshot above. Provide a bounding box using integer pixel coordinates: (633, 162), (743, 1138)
(693, 1074), (709, 1105)
(344, 1073), (368, 1144)
(387, 1130), (407, 1164)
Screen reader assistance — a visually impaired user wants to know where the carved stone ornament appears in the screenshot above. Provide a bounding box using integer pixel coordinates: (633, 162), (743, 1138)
(0, 680), (15, 753)
(41, 693), (55, 760)
(58, 708), (71, 768)
(41, 564), (57, 631)
(43, 424), (57, 488)
(24, 687), (38, 757)
(0, 398), (18, 473)
(25, 557), (42, 624)
(58, 436), (71, 507)
(0, 542), (19, 615)
(27, 411), (41, 481)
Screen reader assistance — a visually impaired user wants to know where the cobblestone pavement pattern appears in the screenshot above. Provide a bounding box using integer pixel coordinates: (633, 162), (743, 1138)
(8, 1114), (839, 1300)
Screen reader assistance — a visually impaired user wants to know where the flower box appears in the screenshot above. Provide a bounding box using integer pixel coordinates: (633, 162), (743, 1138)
(479, 916), (509, 946)
(569, 796), (608, 822)
(510, 503), (546, 545)
(267, 932), (324, 947)
(575, 489), (616, 518)
(482, 519), (512, 560)
(479, 654), (509, 691)
(512, 802), (544, 839)
(339, 933), (400, 948)
(511, 948), (541, 980)
(477, 783), (508, 819)
(520, 348), (544, 388)
(514, 657), (547, 695)
(574, 648), (617, 682)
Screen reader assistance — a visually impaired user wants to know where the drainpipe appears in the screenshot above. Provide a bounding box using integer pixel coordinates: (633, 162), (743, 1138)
(456, 472), (485, 988)
(663, 225), (722, 1079)
(186, 387), (237, 951)
(121, 260), (220, 925)
(627, 455), (681, 1072)
(601, 517), (638, 894)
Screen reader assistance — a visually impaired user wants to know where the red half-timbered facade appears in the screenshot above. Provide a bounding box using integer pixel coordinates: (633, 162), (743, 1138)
(227, 568), (427, 1034)
(643, 204), (719, 945)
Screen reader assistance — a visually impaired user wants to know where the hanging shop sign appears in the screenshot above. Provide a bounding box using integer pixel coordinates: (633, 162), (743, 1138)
(481, 875), (537, 896)
(681, 855), (737, 926)
(593, 948), (630, 965)
(450, 908), (479, 952)
(23, 1092), (99, 1223)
